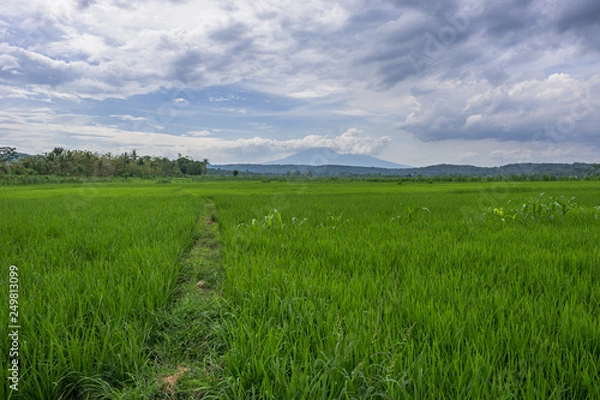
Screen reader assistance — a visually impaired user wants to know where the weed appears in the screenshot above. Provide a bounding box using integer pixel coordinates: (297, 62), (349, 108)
(390, 206), (431, 225)
(485, 193), (589, 223)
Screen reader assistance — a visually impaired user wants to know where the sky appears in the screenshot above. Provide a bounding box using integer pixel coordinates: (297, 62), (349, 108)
(0, 0), (599, 167)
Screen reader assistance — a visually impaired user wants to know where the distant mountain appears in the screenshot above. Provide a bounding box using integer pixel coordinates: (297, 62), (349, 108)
(267, 147), (410, 169)
(210, 162), (599, 178)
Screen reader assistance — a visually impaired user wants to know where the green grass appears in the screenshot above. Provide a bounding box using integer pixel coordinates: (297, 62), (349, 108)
(0, 183), (206, 398)
(210, 181), (600, 399)
(1, 180), (599, 398)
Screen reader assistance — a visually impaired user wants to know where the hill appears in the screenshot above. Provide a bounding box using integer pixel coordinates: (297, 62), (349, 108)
(267, 148), (410, 169)
(211, 162), (599, 179)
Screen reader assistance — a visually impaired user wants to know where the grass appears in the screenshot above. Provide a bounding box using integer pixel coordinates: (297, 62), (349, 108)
(1, 180), (599, 398)
(211, 181), (600, 398)
(0, 184), (205, 398)
(146, 200), (228, 399)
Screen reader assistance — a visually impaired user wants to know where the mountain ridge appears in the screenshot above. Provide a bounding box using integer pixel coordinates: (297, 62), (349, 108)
(266, 147), (410, 169)
(210, 161), (598, 178)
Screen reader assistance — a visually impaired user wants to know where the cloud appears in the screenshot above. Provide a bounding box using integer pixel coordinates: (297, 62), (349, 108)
(288, 85), (344, 99)
(207, 95), (242, 102)
(0, 44), (85, 86)
(217, 128), (392, 158)
(209, 22), (250, 43)
(110, 115), (148, 122)
(0, 99), (388, 157)
(398, 73), (600, 144)
(554, 0), (600, 32)
(332, 108), (370, 116)
(76, 0), (95, 10)
(0, 54), (20, 72)
(0, 0), (599, 166)
(185, 130), (212, 137)
(170, 49), (205, 85)
(552, 0), (600, 52)
(0, 0), (597, 98)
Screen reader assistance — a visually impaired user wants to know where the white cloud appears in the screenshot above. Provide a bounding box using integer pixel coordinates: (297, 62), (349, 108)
(208, 96), (239, 102)
(216, 128), (392, 157)
(110, 115), (147, 122)
(399, 73), (600, 143)
(0, 54), (20, 72)
(2, 105), (597, 166)
(186, 130), (212, 137)
(332, 108), (371, 116)
(0, 108), (391, 162)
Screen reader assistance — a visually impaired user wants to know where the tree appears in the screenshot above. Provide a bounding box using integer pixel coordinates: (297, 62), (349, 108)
(176, 156), (209, 175)
(1, 147), (208, 178)
(0, 146), (16, 173)
(45, 147), (70, 175)
(13, 155), (49, 175)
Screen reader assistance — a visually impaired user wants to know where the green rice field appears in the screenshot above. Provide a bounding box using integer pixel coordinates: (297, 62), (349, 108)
(1, 180), (599, 399)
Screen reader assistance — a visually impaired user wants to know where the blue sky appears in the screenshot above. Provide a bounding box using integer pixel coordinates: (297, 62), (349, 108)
(0, 0), (599, 166)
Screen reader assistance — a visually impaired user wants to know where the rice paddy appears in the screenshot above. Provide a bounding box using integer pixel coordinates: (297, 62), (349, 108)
(1, 180), (599, 398)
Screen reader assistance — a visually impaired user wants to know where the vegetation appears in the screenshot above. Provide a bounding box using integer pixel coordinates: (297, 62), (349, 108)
(212, 181), (600, 399)
(1, 147), (208, 178)
(2, 145), (599, 182)
(1, 180), (599, 398)
(0, 183), (206, 398)
(212, 162), (600, 180)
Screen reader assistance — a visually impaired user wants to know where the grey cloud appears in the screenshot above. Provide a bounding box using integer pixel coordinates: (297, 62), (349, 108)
(552, 0), (600, 52)
(155, 33), (183, 52)
(204, 38), (258, 74)
(76, 0), (95, 9)
(400, 74), (600, 146)
(356, 3), (488, 88)
(555, 0), (600, 32)
(344, 3), (402, 32)
(479, 66), (510, 85)
(203, 21), (261, 77)
(209, 22), (250, 43)
(385, 22), (440, 45)
(3, 16), (68, 48)
(389, 0), (460, 16)
(0, 46), (83, 86)
(479, 0), (535, 36)
(375, 56), (422, 89)
(226, 36), (256, 57)
(170, 50), (204, 85)
(409, 86), (434, 96)
(574, 26), (600, 52)
(362, 0), (595, 89)
(362, 0), (600, 90)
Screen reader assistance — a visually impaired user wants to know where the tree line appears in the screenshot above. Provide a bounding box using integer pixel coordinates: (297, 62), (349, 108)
(0, 146), (209, 178)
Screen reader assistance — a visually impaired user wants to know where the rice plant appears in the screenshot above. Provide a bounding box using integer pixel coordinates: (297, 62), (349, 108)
(1, 180), (599, 399)
(211, 181), (600, 399)
(0, 183), (205, 398)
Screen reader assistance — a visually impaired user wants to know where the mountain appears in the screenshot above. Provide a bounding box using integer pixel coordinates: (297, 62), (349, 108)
(210, 162), (599, 178)
(267, 147), (410, 168)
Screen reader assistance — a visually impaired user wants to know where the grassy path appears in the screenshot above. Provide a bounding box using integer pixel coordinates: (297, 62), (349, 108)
(145, 200), (227, 399)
